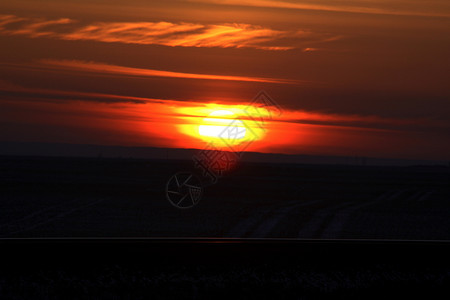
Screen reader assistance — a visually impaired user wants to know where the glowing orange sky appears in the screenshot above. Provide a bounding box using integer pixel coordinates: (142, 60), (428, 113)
(0, 0), (449, 160)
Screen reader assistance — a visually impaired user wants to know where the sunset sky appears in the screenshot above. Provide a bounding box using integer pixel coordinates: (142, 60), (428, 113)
(0, 0), (449, 160)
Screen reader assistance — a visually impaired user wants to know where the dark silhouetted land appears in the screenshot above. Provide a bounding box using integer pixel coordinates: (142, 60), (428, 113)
(1, 155), (449, 240)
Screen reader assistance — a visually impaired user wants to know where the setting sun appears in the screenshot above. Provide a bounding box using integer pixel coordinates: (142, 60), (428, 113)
(199, 110), (246, 140)
(176, 105), (269, 149)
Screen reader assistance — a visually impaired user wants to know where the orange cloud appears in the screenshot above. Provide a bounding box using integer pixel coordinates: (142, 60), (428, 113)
(0, 14), (72, 37)
(38, 59), (303, 84)
(0, 14), (336, 50)
(190, 0), (450, 18)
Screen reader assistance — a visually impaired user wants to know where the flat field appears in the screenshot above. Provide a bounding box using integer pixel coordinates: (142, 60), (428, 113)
(0, 156), (449, 240)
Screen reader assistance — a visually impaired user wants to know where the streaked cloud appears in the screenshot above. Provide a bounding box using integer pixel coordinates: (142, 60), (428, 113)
(38, 59), (304, 84)
(2, 79), (443, 131)
(0, 14), (336, 50)
(190, 0), (450, 18)
(2, 81), (447, 158)
(277, 109), (449, 133)
(0, 14), (72, 37)
(0, 84), (156, 105)
(1, 77), (446, 133)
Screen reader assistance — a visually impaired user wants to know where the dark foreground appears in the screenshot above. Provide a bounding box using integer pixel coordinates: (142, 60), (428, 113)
(1, 238), (450, 299)
(0, 156), (449, 298)
(0, 156), (449, 239)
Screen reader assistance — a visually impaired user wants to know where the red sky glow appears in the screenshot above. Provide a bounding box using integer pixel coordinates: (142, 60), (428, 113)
(0, 0), (449, 160)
